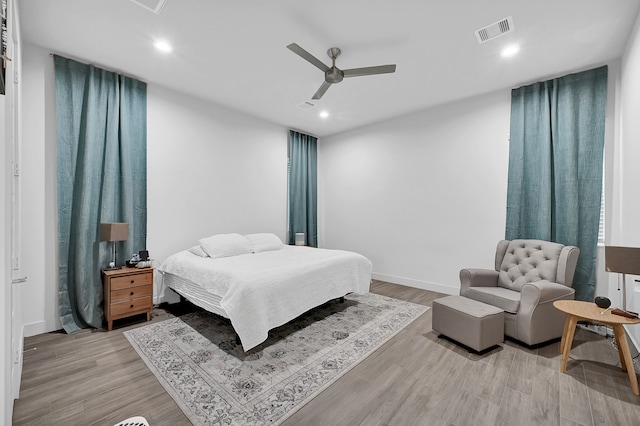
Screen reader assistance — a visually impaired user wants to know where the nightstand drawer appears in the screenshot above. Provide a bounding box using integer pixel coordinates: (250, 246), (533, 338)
(110, 297), (152, 317)
(111, 285), (153, 303)
(111, 272), (153, 291)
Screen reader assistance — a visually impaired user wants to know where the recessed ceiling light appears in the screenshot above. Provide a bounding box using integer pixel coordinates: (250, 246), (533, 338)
(153, 40), (173, 53)
(501, 44), (520, 58)
(319, 111), (329, 119)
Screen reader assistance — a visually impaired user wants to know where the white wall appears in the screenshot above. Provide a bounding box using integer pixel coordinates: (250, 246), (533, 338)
(618, 11), (640, 245)
(319, 90), (511, 294)
(147, 85), (287, 264)
(615, 9), (640, 349)
(20, 43), (52, 336)
(20, 43), (289, 334)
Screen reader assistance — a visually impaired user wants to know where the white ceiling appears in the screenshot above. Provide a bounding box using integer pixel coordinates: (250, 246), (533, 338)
(17, 0), (640, 137)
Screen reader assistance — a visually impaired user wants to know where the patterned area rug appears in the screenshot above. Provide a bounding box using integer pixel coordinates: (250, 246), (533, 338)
(124, 292), (428, 425)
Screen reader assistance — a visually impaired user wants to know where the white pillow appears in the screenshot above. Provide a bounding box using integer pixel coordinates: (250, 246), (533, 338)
(245, 233), (283, 253)
(198, 233), (252, 259)
(187, 245), (208, 257)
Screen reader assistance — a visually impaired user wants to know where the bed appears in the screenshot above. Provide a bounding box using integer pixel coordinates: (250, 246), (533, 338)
(160, 233), (372, 351)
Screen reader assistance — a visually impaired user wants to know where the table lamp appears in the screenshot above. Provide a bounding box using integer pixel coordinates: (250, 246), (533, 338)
(100, 222), (129, 270)
(605, 246), (640, 312)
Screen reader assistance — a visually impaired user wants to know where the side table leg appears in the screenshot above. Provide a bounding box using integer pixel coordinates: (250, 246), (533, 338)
(560, 315), (578, 373)
(612, 324), (640, 396)
(560, 316), (571, 354)
(614, 324), (628, 372)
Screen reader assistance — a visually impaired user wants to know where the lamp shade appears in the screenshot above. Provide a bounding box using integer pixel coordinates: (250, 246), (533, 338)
(100, 223), (129, 242)
(605, 246), (640, 275)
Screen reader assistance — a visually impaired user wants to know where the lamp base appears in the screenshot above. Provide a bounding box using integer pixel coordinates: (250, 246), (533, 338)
(102, 266), (123, 271)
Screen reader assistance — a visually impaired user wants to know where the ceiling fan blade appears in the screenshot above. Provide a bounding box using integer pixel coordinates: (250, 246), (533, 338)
(287, 43), (330, 72)
(343, 64), (397, 78)
(312, 81), (332, 100)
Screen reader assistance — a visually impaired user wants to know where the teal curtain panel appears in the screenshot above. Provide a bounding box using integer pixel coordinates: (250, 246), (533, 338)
(288, 130), (318, 247)
(55, 55), (147, 333)
(506, 66), (607, 301)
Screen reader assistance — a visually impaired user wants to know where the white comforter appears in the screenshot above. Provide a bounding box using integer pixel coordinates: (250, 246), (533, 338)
(161, 246), (372, 351)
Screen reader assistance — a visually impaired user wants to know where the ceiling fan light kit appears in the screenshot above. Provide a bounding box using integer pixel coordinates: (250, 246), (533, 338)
(287, 43), (396, 100)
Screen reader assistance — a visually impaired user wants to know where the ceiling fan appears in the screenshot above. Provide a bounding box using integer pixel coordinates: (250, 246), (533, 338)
(287, 43), (396, 100)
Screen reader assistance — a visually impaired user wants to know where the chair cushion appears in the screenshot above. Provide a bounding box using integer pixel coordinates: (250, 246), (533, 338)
(498, 239), (563, 291)
(466, 286), (521, 314)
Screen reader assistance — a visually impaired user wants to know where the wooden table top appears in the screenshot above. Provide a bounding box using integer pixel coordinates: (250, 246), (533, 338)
(553, 300), (640, 326)
(102, 266), (153, 277)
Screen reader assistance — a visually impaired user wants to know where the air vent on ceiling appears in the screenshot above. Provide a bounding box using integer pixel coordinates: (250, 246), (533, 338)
(129, 0), (167, 14)
(297, 101), (316, 110)
(475, 16), (514, 44)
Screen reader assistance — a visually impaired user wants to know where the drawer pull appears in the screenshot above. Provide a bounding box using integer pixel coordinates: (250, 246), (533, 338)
(130, 291), (134, 296)
(130, 280), (135, 283)
(130, 304), (134, 308)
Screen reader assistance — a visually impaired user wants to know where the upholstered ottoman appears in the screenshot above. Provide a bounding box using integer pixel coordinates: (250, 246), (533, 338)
(432, 295), (504, 352)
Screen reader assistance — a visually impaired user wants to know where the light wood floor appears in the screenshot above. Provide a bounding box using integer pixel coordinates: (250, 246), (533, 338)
(12, 281), (640, 425)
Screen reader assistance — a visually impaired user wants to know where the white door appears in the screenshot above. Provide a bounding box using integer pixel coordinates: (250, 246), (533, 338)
(3, 0), (24, 409)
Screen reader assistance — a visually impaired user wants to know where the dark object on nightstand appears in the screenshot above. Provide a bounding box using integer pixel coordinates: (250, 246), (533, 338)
(594, 296), (611, 309)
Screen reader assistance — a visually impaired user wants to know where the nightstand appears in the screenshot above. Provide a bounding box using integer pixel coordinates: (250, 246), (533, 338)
(102, 267), (153, 331)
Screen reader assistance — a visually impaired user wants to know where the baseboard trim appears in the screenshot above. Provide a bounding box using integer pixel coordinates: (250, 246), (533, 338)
(23, 320), (48, 338)
(12, 323), (25, 400)
(371, 272), (458, 296)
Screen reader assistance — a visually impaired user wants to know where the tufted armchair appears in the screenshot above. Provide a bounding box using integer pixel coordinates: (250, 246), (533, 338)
(460, 239), (580, 346)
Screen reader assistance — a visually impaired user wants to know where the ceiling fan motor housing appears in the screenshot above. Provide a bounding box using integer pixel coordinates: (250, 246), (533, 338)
(325, 68), (344, 83)
(325, 47), (344, 83)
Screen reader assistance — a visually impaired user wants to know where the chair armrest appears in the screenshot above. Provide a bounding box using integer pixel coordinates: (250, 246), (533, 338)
(557, 245), (580, 286)
(520, 280), (576, 306)
(517, 280), (576, 345)
(459, 268), (499, 296)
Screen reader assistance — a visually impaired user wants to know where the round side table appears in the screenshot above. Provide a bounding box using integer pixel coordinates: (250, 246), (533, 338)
(553, 300), (640, 396)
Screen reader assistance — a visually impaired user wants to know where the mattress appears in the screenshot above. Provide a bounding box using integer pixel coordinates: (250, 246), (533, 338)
(160, 245), (372, 351)
(163, 272), (229, 319)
